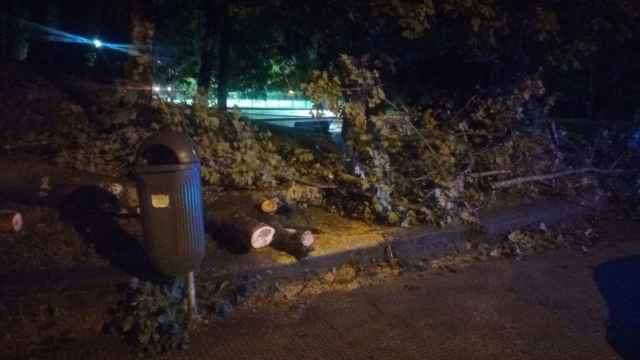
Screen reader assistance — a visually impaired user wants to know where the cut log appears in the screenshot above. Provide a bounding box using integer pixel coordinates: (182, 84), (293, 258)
(261, 198), (279, 214)
(208, 193), (276, 250)
(0, 210), (23, 233)
(0, 156), (139, 214)
(268, 220), (314, 259)
(207, 210), (275, 250)
(210, 193), (316, 257)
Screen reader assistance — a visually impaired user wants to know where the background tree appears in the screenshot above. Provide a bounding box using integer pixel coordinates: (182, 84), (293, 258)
(123, 0), (157, 103)
(193, 0), (224, 112)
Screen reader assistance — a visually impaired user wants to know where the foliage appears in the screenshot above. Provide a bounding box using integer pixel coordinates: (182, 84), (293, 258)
(374, 0), (501, 40)
(303, 54), (570, 226)
(109, 278), (191, 357)
(174, 77), (199, 103)
(0, 66), (306, 199)
(35, 89), (298, 192)
(198, 275), (262, 319)
(6, 0), (640, 115)
(190, 110), (297, 189)
(155, 0), (205, 84)
(304, 55), (400, 224)
(4, 0), (640, 228)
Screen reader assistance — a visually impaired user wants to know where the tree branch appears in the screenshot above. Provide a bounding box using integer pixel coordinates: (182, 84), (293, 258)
(492, 168), (639, 189)
(469, 170), (512, 178)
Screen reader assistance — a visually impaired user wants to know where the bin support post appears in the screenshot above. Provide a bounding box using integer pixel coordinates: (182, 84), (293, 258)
(187, 271), (197, 317)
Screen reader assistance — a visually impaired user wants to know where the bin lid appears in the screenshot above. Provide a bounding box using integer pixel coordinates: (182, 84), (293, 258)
(136, 131), (199, 167)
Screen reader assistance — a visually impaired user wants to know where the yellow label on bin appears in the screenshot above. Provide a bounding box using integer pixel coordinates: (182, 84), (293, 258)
(151, 194), (170, 208)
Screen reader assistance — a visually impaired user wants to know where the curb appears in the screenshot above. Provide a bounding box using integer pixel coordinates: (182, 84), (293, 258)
(0, 193), (606, 298)
(269, 192), (607, 278)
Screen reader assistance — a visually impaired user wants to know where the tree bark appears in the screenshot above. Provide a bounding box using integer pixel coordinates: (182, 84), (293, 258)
(261, 215), (314, 258)
(271, 223), (314, 259)
(207, 209), (275, 250)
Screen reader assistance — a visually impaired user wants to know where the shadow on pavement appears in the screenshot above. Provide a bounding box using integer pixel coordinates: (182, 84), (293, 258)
(594, 255), (640, 360)
(60, 186), (167, 283)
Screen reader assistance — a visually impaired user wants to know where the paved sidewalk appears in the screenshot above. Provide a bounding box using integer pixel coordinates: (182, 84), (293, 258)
(34, 220), (640, 360)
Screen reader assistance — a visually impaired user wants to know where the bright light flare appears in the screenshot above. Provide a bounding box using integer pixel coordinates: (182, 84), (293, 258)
(18, 19), (140, 55)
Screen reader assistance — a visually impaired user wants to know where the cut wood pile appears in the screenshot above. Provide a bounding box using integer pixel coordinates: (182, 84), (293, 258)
(207, 192), (315, 258)
(0, 156), (314, 258)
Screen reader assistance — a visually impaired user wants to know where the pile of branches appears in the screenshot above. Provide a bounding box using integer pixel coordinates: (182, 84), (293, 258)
(303, 55), (638, 226)
(0, 68), (297, 192)
(2, 62), (637, 228)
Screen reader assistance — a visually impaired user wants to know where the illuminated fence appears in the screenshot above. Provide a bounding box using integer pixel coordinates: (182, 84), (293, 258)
(226, 92), (314, 110)
(158, 89), (340, 132)
(227, 92), (340, 134)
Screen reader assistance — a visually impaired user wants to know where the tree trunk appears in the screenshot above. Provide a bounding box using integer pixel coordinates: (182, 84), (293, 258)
(194, 0), (223, 114)
(216, 1), (232, 111)
(123, 0), (156, 104)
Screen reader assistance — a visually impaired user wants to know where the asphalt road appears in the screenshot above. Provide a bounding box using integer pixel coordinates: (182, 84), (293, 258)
(30, 220), (640, 359)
